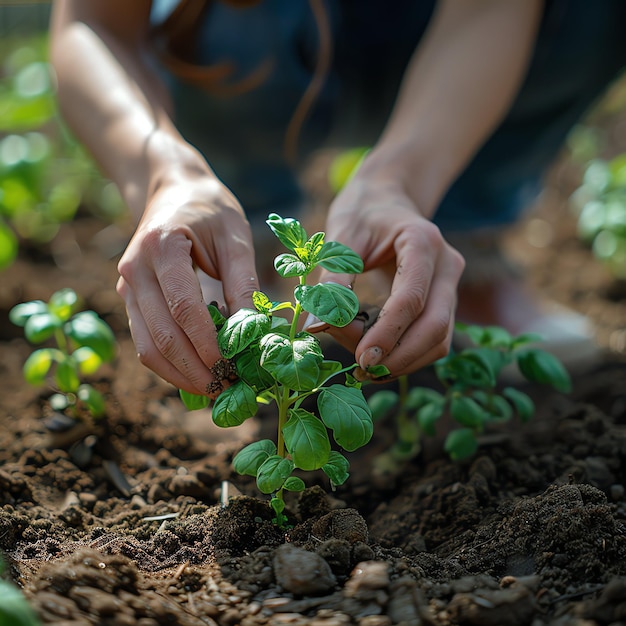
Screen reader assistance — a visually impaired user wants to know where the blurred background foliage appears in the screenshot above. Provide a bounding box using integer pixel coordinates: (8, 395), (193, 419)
(0, 3), (625, 282)
(0, 2), (125, 271)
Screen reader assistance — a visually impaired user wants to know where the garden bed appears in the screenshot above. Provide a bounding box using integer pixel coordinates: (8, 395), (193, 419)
(1, 152), (625, 626)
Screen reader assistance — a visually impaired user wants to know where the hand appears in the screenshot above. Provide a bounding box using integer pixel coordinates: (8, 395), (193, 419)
(116, 178), (259, 396)
(308, 178), (465, 379)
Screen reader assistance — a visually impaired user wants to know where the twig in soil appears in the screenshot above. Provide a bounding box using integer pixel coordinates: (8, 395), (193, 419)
(103, 459), (132, 496)
(142, 512), (180, 522)
(174, 561), (190, 580)
(549, 584), (605, 605)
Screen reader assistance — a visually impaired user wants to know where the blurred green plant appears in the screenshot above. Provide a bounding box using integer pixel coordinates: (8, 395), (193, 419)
(0, 37), (124, 270)
(0, 558), (40, 626)
(569, 153), (626, 280)
(9, 288), (117, 421)
(368, 323), (571, 468)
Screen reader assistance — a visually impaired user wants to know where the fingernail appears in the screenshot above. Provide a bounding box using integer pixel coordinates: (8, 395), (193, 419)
(359, 346), (383, 369)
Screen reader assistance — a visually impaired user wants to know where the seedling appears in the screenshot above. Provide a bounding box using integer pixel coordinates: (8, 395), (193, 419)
(180, 214), (373, 525)
(0, 37), (125, 270)
(9, 288), (116, 421)
(570, 154), (626, 280)
(368, 323), (572, 466)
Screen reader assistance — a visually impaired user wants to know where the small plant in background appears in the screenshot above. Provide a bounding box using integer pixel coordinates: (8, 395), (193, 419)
(180, 214), (373, 525)
(368, 323), (572, 467)
(9, 288), (116, 421)
(0, 37), (124, 270)
(570, 154), (626, 280)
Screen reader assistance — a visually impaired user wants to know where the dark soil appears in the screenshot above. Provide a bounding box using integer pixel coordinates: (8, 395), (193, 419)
(1, 150), (626, 626)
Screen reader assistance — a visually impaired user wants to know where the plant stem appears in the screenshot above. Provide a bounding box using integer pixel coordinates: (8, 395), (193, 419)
(55, 328), (69, 355)
(276, 384), (289, 458)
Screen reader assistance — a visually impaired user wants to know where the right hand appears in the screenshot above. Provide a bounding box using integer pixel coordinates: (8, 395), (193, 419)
(116, 178), (260, 396)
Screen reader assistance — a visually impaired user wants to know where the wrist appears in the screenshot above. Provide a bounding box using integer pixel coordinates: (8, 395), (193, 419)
(354, 141), (453, 219)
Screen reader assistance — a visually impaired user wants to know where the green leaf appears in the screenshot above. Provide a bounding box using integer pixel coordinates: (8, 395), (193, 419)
(256, 455), (294, 493)
(315, 359), (344, 387)
(318, 384), (373, 451)
(511, 332), (544, 349)
(252, 291), (273, 313)
(454, 322), (486, 346)
(22, 348), (56, 385)
(0, 220), (18, 269)
(487, 394), (514, 422)
(462, 348), (507, 386)
(55, 358), (80, 393)
(283, 408), (331, 470)
(9, 300), (47, 327)
(270, 496), (288, 525)
(480, 326), (513, 348)
(72, 346), (102, 375)
(295, 283), (359, 328)
(260, 332), (322, 391)
(284, 476), (306, 491)
(316, 241), (364, 274)
(274, 253), (307, 277)
(304, 231), (325, 258)
(49, 288), (78, 321)
(212, 381), (258, 427)
(77, 384), (105, 417)
(64, 311), (116, 362)
(365, 364), (391, 379)
(24, 312), (61, 343)
(367, 390), (399, 421)
(233, 439), (277, 476)
(235, 344), (275, 391)
(0, 578), (41, 626)
(322, 451), (350, 487)
(516, 349), (572, 393)
(450, 395), (488, 429)
(179, 389), (210, 411)
(502, 386), (535, 422)
(405, 387), (445, 411)
(328, 147), (369, 193)
(217, 308), (270, 359)
(266, 213), (307, 251)
(416, 401), (444, 436)
(444, 428), (478, 461)
(207, 303), (227, 328)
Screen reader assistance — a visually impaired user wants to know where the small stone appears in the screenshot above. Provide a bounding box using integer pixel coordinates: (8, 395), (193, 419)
(130, 494), (147, 509)
(344, 561), (389, 600)
(78, 492), (98, 510)
(273, 544), (336, 595)
(147, 483), (170, 504)
(168, 474), (212, 499)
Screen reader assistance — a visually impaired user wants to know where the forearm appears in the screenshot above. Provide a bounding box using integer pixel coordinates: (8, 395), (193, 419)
(49, 1), (215, 221)
(358, 0), (544, 218)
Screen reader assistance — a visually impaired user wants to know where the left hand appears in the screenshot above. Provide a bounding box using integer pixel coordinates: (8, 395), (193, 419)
(306, 177), (465, 379)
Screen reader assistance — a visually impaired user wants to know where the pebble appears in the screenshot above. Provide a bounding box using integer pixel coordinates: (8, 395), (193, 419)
(273, 544), (337, 595)
(168, 474), (212, 498)
(344, 561), (390, 599)
(610, 483), (624, 501)
(147, 483), (169, 503)
(359, 616), (392, 626)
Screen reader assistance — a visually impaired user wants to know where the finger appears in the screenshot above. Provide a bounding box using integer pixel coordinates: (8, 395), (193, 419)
(151, 241), (222, 371)
(355, 228), (438, 368)
(358, 247), (464, 377)
(117, 274), (220, 396)
(193, 223), (260, 314)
